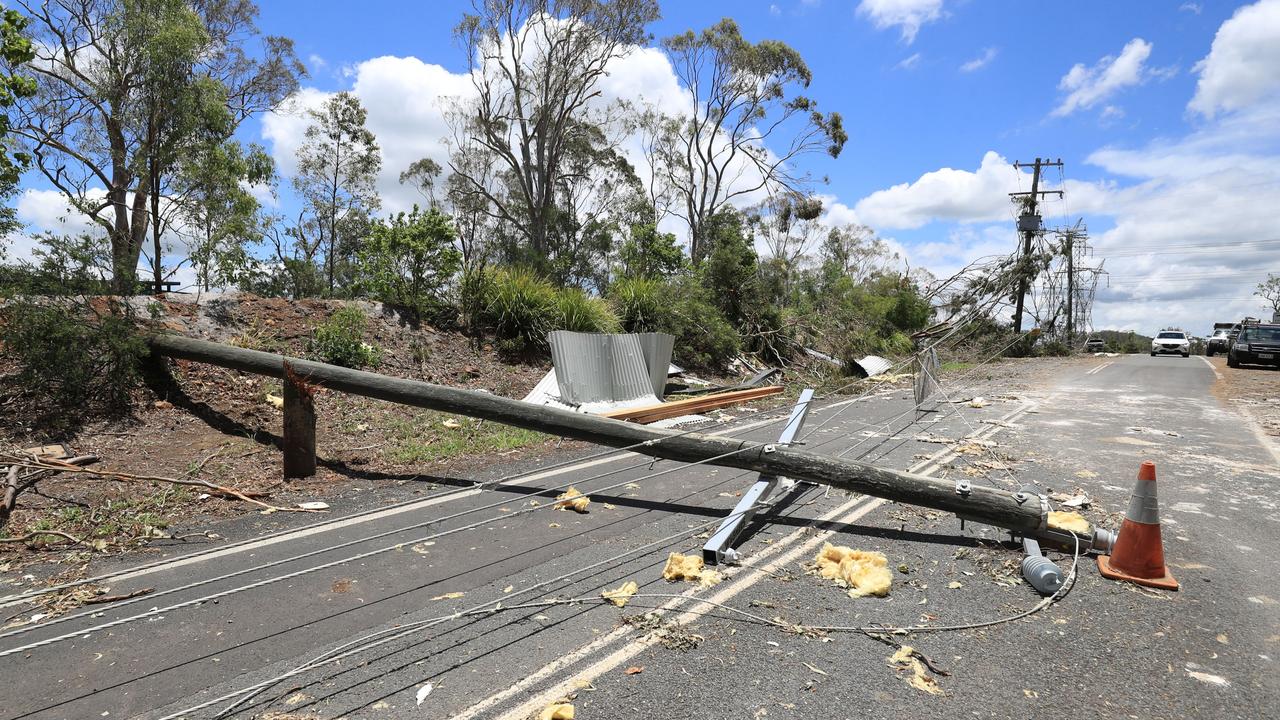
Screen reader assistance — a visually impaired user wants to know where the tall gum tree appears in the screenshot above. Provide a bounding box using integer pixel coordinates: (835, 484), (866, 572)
(290, 91), (381, 295)
(656, 18), (846, 262)
(9, 0), (301, 293)
(447, 0), (660, 264)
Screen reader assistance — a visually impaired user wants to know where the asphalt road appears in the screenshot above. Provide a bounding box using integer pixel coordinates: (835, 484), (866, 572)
(2, 354), (1277, 720)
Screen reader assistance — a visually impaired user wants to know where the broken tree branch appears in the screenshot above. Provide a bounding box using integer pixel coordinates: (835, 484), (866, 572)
(7, 458), (314, 514)
(0, 530), (90, 547)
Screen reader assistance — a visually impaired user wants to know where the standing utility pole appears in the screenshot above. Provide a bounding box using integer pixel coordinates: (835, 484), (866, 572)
(1009, 158), (1063, 333)
(1065, 229), (1074, 344)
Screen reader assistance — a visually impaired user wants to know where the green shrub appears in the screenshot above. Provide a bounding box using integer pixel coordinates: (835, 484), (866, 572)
(0, 300), (145, 421)
(609, 277), (740, 371)
(555, 288), (621, 334)
(610, 277), (669, 332)
(356, 206), (462, 318)
(481, 268), (559, 355)
(307, 305), (382, 368)
(459, 264), (495, 337)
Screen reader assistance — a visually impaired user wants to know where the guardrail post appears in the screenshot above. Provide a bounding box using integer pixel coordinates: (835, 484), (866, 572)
(282, 360), (317, 479)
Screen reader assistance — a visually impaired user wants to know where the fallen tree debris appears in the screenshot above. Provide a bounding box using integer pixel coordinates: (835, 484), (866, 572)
(812, 543), (893, 598)
(83, 588), (155, 605)
(4, 456), (311, 515)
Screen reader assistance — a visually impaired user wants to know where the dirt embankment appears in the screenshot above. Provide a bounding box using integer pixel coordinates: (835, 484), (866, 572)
(1, 294), (561, 559)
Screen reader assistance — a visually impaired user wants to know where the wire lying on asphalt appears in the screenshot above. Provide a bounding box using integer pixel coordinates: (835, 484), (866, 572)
(178, 523), (1080, 720)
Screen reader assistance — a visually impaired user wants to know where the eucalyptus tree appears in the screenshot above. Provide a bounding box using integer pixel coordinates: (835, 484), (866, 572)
(656, 19), (846, 262)
(0, 6), (35, 240)
(446, 0), (660, 268)
(8, 0), (302, 292)
(176, 141), (274, 291)
(290, 91), (381, 295)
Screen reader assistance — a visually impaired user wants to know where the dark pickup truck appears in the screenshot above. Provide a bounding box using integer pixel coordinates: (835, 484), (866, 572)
(1227, 322), (1280, 368)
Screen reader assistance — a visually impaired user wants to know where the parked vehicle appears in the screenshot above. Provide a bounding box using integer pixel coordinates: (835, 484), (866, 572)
(1227, 321), (1280, 368)
(1151, 330), (1190, 358)
(1206, 328), (1232, 356)
(1084, 337), (1106, 352)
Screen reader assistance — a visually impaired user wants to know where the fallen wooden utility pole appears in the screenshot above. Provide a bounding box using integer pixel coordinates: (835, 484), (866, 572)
(148, 334), (1048, 533)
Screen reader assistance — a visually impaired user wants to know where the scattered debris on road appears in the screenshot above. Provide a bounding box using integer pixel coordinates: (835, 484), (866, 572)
(812, 543), (893, 597)
(661, 552), (722, 587)
(601, 580), (638, 607)
(888, 645), (944, 695)
(555, 487), (591, 513)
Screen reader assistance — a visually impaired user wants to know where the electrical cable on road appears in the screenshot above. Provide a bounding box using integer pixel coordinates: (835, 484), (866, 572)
(25, 327), (1054, 718)
(174, 501), (1082, 720)
(181, 331), (1055, 718)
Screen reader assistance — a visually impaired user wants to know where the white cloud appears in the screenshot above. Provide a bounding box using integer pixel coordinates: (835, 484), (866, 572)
(307, 53), (327, 71)
(895, 52), (921, 71)
(16, 188), (103, 237)
(1188, 0), (1280, 118)
(856, 0), (945, 44)
(769, 4), (781, 16)
(1180, 2), (1202, 14)
(260, 46), (712, 234)
(1052, 38), (1153, 117)
(261, 57), (475, 217)
(853, 151), (1029, 230)
(959, 47), (997, 73)
(1100, 105), (1125, 121)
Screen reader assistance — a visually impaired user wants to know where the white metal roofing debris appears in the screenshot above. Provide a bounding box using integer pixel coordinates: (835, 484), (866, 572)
(803, 347), (894, 378)
(524, 332), (704, 428)
(854, 355), (893, 378)
(548, 331), (674, 405)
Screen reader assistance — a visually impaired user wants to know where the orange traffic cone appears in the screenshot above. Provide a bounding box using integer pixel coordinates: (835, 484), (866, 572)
(1097, 461), (1178, 590)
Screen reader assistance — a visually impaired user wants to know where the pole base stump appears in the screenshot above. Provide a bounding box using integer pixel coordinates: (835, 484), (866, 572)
(1097, 554), (1179, 591)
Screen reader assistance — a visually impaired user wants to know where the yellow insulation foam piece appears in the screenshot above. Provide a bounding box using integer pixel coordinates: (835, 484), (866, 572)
(538, 702), (575, 720)
(813, 543), (892, 598)
(661, 552), (722, 587)
(888, 645), (944, 695)
(554, 487), (590, 513)
(602, 580), (639, 607)
(1048, 510), (1090, 535)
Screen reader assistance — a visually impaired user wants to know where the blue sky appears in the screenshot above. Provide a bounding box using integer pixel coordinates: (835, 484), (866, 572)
(14, 0), (1280, 334)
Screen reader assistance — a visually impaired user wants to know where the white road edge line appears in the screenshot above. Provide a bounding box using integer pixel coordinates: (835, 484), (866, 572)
(73, 394), (879, 589)
(1198, 355), (1225, 381)
(459, 402), (1034, 720)
(1198, 355), (1278, 464)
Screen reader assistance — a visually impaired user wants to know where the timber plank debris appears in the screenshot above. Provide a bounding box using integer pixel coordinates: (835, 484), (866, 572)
(598, 386), (784, 423)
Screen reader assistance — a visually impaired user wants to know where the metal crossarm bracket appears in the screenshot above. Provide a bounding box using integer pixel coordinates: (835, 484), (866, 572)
(703, 389), (815, 566)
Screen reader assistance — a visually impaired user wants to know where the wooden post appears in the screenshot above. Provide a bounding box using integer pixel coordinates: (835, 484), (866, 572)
(282, 360), (316, 479)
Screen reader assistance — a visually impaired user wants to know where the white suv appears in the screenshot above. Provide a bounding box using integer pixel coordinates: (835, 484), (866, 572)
(1151, 330), (1190, 358)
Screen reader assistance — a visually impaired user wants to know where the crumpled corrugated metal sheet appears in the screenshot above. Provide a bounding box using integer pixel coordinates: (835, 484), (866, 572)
(853, 355), (893, 378)
(548, 331), (674, 405)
